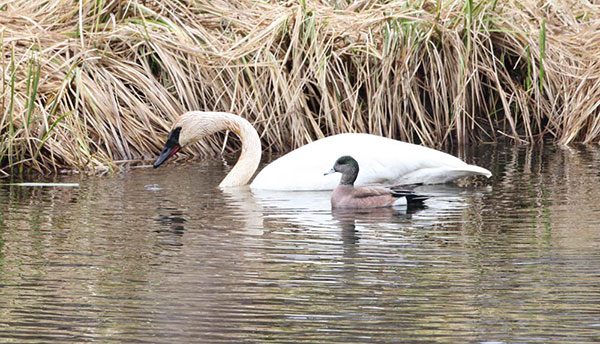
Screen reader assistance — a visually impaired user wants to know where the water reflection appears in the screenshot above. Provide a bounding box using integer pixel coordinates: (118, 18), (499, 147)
(0, 144), (599, 343)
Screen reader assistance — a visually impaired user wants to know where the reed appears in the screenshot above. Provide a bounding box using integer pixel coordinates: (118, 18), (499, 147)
(1, 0), (599, 175)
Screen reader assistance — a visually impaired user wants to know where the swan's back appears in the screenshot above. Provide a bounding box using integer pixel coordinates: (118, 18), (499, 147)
(250, 133), (491, 191)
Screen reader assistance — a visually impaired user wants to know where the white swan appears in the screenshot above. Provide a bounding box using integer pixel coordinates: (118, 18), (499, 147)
(153, 111), (492, 190)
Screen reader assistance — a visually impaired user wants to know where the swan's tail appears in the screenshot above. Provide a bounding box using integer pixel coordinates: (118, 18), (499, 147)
(393, 164), (492, 185)
(438, 164), (492, 183)
(464, 164), (492, 178)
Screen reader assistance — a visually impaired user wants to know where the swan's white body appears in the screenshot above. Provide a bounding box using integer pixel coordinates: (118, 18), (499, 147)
(154, 111), (492, 190)
(251, 133), (491, 190)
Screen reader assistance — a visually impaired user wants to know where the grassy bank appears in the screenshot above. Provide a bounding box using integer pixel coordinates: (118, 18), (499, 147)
(1, 0), (599, 175)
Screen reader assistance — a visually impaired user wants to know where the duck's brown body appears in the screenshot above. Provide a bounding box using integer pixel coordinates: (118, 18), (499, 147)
(331, 185), (400, 209)
(327, 156), (428, 210)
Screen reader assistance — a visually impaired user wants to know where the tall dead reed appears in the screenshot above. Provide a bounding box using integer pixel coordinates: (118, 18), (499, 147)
(1, 0), (599, 175)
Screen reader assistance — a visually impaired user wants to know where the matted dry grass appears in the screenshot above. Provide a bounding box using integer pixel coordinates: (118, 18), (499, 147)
(1, 0), (599, 175)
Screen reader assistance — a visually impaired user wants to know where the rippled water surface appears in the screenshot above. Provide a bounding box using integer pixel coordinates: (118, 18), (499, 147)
(1, 145), (600, 343)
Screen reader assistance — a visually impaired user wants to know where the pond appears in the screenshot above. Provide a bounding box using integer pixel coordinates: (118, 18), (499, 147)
(1, 144), (599, 343)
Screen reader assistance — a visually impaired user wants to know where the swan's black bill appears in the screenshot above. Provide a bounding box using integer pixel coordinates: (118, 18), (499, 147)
(153, 127), (182, 168)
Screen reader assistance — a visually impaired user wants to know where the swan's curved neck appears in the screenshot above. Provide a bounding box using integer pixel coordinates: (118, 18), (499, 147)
(212, 113), (262, 187)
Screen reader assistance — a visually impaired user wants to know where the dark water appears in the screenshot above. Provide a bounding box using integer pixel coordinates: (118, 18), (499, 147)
(1, 145), (600, 343)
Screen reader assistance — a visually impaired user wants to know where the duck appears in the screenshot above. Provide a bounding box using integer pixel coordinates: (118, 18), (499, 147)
(326, 155), (428, 209)
(153, 111), (492, 190)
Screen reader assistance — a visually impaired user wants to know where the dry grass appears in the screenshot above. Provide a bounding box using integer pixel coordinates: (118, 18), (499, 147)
(1, 0), (599, 175)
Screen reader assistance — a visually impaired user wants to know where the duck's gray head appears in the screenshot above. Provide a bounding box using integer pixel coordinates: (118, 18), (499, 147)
(325, 155), (360, 185)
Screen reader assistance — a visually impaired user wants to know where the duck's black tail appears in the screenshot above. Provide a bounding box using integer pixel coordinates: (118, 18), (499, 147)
(390, 189), (429, 211)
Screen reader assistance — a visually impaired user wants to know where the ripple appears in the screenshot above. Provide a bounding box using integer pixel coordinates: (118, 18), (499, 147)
(1, 146), (600, 343)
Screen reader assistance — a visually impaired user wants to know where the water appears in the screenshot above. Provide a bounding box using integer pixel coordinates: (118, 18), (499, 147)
(1, 144), (599, 343)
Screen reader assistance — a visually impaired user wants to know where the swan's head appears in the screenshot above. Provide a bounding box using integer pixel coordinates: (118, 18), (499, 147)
(153, 111), (249, 168)
(325, 155), (359, 185)
(153, 112), (210, 168)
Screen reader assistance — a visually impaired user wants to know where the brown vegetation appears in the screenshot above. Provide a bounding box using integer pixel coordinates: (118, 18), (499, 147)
(1, 0), (599, 175)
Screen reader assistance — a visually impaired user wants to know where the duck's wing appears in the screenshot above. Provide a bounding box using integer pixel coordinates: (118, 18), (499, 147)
(390, 183), (423, 190)
(350, 186), (428, 210)
(350, 186), (394, 199)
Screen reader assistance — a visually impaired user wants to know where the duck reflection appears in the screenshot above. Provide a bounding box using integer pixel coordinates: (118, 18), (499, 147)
(332, 207), (420, 260)
(333, 207), (418, 238)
